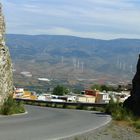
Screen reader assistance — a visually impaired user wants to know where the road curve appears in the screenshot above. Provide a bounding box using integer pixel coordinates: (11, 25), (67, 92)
(0, 105), (111, 140)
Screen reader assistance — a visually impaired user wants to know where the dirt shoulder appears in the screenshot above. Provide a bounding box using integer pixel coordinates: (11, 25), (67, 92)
(63, 121), (140, 140)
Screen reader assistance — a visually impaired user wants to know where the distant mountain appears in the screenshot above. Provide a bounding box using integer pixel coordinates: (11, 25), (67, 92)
(6, 34), (140, 85)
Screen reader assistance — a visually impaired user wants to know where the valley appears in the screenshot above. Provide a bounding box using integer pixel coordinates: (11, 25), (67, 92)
(6, 34), (140, 91)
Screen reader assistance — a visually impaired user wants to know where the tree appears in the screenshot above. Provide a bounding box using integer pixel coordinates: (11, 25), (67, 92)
(91, 84), (117, 92)
(91, 84), (101, 91)
(53, 85), (69, 96)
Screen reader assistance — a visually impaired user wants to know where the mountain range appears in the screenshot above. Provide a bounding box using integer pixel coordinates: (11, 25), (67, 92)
(5, 34), (140, 88)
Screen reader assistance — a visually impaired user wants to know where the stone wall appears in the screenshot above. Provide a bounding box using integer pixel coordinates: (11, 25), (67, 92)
(0, 3), (13, 105)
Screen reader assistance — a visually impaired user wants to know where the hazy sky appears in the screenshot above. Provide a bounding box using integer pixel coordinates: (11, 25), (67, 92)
(1, 0), (140, 39)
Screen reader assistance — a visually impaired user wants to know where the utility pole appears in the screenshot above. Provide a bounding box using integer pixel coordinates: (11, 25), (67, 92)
(61, 56), (64, 65)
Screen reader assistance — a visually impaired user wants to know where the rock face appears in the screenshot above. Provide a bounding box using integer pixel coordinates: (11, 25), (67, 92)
(0, 4), (13, 106)
(124, 54), (140, 115)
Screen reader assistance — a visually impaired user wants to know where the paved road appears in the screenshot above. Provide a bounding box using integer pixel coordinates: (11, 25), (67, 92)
(0, 105), (111, 140)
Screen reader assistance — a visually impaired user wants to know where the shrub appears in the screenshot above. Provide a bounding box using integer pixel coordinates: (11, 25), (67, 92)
(91, 107), (105, 112)
(0, 95), (25, 115)
(104, 98), (140, 133)
(76, 104), (88, 110)
(133, 121), (140, 129)
(62, 104), (67, 108)
(105, 98), (133, 121)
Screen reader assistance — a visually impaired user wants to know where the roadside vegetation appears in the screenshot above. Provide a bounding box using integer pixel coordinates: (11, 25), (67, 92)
(104, 98), (140, 133)
(0, 95), (25, 115)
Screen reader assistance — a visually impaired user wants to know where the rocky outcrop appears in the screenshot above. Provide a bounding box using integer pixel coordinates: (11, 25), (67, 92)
(124, 54), (140, 115)
(0, 4), (13, 106)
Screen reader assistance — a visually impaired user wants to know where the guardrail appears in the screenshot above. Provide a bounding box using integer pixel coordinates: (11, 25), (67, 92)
(15, 98), (108, 108)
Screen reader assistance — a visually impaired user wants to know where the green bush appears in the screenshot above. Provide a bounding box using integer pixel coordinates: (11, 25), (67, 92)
(76, 104), (88, 110)
(133, 121), (140, 129)
(0, 95), (25, 115)
(62, 104), (67, 108)
(105, 98), (133, 121)
(91, 107), (105, 112)
(104, 98), (140, 133)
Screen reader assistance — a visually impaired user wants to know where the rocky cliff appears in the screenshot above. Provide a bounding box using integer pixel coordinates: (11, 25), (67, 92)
(124, 54), (140, 115)
(0, 3), (13, 105)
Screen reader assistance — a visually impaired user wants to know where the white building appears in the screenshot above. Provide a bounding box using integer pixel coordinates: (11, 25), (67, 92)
(67, 95), (77, 102)
(96, 92), (110, 103)
(14, 88), (24, 97)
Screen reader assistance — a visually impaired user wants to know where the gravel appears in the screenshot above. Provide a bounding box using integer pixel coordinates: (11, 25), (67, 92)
(62, 121), (140, 140)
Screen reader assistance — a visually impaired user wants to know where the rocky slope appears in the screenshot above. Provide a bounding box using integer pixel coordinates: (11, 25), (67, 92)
(0, 4), (13, 105)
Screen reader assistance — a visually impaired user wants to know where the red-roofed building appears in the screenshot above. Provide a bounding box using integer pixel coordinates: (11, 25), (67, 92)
(84, 89), (99, 97)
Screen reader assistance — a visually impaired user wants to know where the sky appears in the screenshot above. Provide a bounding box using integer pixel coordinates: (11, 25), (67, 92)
(1, 0), (140, 39)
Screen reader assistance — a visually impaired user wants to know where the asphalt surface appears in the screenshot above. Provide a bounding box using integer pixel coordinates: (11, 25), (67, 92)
(0, 105), (111, 140)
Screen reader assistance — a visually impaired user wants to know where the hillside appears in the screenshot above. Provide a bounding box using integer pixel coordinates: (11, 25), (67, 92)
(5, 34), (140, 89)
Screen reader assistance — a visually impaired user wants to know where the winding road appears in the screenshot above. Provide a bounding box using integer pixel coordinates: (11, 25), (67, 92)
(0, 105), (111, 140)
